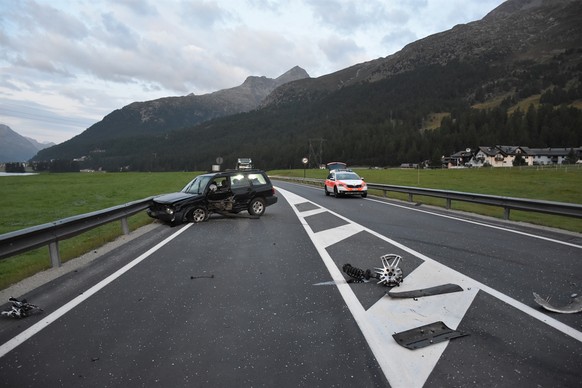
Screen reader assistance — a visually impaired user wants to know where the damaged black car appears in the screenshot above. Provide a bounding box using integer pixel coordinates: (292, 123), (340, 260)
(147, 170), (278, 225)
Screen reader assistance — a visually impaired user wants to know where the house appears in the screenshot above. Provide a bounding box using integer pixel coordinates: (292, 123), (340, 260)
(448, 146), (582, 168)
(527, 147), (580, 165)
(447, 149), (474, 168)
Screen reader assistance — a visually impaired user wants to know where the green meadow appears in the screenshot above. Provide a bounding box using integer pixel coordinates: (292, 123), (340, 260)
(0, 172), (200, 290)
(1, 166), (581, 290)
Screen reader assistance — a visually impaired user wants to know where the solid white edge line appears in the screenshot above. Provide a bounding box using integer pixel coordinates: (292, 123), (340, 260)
(0, 223), (194, 359)
(275, 181), (582, 249)
(276, 186), (582, 342)
(366, 197), (582, 249)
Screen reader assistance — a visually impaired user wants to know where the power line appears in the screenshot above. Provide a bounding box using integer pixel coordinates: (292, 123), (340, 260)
(308, 138), (325, 169)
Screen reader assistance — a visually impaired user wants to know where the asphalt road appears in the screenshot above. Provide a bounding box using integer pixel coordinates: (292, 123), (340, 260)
(0, 180), (581, 387)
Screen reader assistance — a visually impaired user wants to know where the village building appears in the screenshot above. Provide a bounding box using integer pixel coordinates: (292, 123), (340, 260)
(445, 146), (582, 168)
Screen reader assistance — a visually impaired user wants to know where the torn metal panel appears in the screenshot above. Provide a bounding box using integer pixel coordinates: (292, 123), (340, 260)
(533, 292), (582, 314)
(392, 321), (468, 350)
(388, 283), (464, 299)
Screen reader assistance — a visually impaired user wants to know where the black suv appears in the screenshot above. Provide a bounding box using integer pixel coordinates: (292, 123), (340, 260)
(147, 170), (278, 224)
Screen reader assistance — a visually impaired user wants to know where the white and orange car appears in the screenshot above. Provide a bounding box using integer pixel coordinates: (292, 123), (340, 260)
(324, 169), (367, 198)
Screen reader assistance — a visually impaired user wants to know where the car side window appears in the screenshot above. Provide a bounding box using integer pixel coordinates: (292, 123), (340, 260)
(230, 174), (250, 188)
(213, 176), (229, 191)
(248, 173), (267, 186)
(327, 173), (334, 180)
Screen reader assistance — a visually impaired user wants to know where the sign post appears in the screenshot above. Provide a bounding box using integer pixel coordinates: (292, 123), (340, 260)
(302, 157), (308, 179)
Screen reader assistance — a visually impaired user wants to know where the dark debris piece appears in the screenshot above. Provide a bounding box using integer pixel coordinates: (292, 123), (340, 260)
(392, 321), (468, 350)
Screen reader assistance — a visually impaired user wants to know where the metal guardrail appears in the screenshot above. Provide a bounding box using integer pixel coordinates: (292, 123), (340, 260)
(272, 176), (582, 220)
(1, 177), (581, 269)
(0, 198), (152, 267)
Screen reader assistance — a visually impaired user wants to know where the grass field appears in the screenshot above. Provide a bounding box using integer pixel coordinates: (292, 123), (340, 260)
(0, 172), (200, 290)
(1, 167), (581, 290)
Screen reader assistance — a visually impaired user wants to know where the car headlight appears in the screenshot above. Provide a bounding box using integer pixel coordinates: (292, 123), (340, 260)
(165, 207), (174, 215)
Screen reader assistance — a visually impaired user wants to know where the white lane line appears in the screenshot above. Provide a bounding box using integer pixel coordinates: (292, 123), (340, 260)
(366, 197), (582, 249)
(313, 223), (365, 248)
(278, 181), (582, 249)
(297, 207), (327, 218)
(279, 188), (476, 387)
(0, 223), (194, 359)
(276, 187), (582, 388)
(280, 187), (582, 341)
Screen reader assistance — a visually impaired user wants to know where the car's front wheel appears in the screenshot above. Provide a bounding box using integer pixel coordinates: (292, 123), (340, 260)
(248, 197), (266, 216)
(333, 186), (341, 198)
(188, 206), (208, 223)
(362, 192), (367, 198)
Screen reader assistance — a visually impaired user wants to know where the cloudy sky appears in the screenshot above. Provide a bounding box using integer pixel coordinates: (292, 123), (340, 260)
(0, 0), (505, 144)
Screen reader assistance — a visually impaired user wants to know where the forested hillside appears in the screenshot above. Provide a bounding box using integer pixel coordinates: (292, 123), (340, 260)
(31, 0), (582, 172)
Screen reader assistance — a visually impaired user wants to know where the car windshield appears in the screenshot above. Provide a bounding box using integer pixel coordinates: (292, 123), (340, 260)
(181, 175), (212, 194)
(337, 173), (360, 180)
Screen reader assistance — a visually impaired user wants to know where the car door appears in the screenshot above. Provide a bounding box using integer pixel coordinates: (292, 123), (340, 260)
(229, 173), (255, 210)
(325, 172), (335, 192)
(204, 175), (235, 211)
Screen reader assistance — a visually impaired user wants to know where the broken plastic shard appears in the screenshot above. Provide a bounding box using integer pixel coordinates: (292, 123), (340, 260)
(392, 321), (468, 350)
(388, 283), (464, 298)
(533, 292), (582, 314)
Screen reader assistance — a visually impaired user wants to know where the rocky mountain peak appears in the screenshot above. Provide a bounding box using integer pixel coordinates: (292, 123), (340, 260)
(275, 66), (310, 85)
(263, 0), (582, 107)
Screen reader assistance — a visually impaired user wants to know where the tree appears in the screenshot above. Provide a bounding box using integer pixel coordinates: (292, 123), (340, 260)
(513, 154), (527, 166)
(5, 162), (25, 173)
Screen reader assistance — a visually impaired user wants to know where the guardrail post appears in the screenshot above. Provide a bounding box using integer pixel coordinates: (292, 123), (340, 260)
(383, 190), (387, 198)
(49, 241), (61, 268)
(504, 207), (510, 220)
(446, 199), (452, 209)
(121, 217), (130, 235)
(408, 193), (413, 202)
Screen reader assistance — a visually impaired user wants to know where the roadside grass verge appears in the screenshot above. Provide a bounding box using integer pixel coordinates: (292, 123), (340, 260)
(0, 172), (198, 290)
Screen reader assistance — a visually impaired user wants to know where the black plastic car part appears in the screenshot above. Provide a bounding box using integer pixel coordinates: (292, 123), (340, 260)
(392, 321), (468, 350)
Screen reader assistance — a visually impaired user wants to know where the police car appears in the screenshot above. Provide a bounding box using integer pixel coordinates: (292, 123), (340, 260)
(324, 169), (367, 198)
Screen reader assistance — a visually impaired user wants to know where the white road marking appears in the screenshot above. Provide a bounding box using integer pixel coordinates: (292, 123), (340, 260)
(0, 223), (194, 359)
(276, 187), (582, 388)
(366, 198), (582, 249)
(281, 181), (582, 249)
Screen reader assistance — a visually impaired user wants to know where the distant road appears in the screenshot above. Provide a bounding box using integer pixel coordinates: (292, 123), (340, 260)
(0, 180), (580, 387)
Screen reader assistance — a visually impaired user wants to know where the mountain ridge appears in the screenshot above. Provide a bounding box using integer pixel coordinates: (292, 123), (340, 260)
(0, 124), (55, 163)
(33, 0), (582, 170)
(263, 0), (582, 107)
(46, 66), (310, 152)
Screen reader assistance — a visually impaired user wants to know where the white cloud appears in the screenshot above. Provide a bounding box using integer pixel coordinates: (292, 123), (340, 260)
(319, 36), (364, 64)
(0, 0), (505, 143)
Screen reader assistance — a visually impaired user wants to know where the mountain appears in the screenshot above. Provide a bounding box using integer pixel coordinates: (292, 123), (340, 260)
(263, 0), (582, 106)
(34, 0), (582, 171)
(0, 124), (55, 163)
(34, 66), (309, 160)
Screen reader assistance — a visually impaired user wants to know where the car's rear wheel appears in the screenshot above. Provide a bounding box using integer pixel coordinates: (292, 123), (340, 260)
(188, 206), (208, 223)
(324, 186), (330, 196)
(248, 197), (266, 216)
